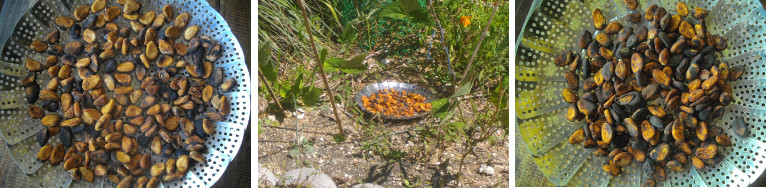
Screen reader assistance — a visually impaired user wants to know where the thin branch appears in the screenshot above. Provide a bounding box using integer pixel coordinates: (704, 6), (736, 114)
(370, 128), (419, 145)
(427, 0), (456, 83)
(458, 0), (501, 85)
(258, 70), (285, 115)
(298, 0), (345, 135)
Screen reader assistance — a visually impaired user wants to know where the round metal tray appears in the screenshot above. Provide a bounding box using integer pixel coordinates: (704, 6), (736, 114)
(353, 81), (434, 120)
(516, 0), (766, 186)
(0, 0), (251, 187)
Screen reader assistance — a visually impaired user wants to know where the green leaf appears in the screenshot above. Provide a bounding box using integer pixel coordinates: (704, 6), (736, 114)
(301, 87), (322, 107)
(339, 23), (358, 45)
(431, 98), (450, 118)
(278, 83), (289, 98)
(340, 54), (368, 74)
(323, 57), (344, 73)
(258, 41), (272, 64)
(258, 41), (277, 83)
(321, 0), (342, 30)
(379, 1), (408, 20)
(450, 82), (473, 98)
(259, 61), (278, 84)
(319, 48), (327, 64)
(291, 73), (303, 94)
(399, 0), (421, 14)
(304, 145), (316, 154)
(408, 9), (432, 26)
(333, 134), (346, 144)
(288, 148), (299, 157)
(451, 122), (466, 130)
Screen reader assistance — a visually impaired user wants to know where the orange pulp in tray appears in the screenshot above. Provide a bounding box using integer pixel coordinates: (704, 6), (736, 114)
(361, 89), (432, 117)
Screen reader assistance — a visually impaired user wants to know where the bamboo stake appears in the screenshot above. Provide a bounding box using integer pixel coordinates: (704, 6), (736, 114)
(298, 0), (345, 135)
(458, 0), (501, 85)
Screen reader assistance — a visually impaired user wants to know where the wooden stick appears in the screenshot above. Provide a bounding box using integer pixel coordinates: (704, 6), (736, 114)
(257, 70), (285, 114)
(298, 0), (345, 135)
(458, 0), (501, 85)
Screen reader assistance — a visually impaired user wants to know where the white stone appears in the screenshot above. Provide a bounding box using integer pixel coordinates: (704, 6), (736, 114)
(479, 165), (495, 176)
(257, 164), (277, 186)
(258, 97), (268, 113)
(278, 168), (337, 188)
(293, 108), (305, 119)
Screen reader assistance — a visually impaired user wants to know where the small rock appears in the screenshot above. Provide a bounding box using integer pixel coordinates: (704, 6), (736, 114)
(293, 108), (305, 119)
(258, 164), (277, 186)
(258, 97), (267, 113)
(351, 183), (385, 188)
(267, 115), (276, 121)
(479, 165), (495, 176)
(279, 168), (337, 188)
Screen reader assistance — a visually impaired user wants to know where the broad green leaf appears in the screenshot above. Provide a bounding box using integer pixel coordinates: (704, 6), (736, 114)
(258, 41), (277, 83)
(333, 134), (346, 144)
(278, 83), (289, 98)
(291, 73), (303, 94)
(399, 0), (421, 14)
(431, 98), (450, 118)
(288, 148), (299, 157)
(258, 41), (272, 64)
(304, 145), (316, 154)
(259, 61), (278, 84)
(324, 57), (344, 73)
(408, 9), (433, 26)
(301, 87), (322, 106)
(340, 54), (368, 74)
(450, 82), (473, 98)
(379, 1), (408, 20)
(339, 23), (358, 45)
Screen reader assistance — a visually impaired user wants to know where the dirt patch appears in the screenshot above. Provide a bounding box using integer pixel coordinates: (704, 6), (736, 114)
(258, 105), (508, 187)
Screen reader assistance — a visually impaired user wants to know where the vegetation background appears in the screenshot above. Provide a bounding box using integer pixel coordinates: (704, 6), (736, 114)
(258, 0), (510, 187)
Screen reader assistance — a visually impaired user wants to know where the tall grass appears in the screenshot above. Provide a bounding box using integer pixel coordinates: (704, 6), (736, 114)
(258, 0), (337, 68)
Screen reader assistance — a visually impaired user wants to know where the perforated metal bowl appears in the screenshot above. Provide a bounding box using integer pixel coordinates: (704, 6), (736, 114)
(353, 81), (434, 120)
(516, 0), (766, 186)
(0, 0), (250, 187)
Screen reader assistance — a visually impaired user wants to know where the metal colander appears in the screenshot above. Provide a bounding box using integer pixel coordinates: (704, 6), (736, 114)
(353, 81), (435, 120)
(0, 0), (250, 187)
(516, 0), (766, 186)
